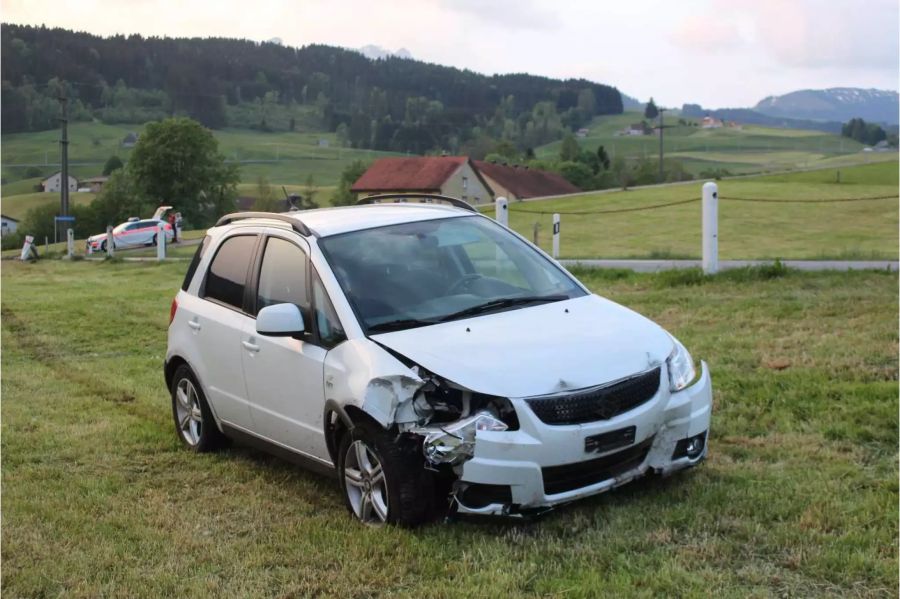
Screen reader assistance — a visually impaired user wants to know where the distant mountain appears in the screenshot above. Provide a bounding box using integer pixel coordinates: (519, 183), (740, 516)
(755, 88), (898, 125)
(357, 44), (413, 60)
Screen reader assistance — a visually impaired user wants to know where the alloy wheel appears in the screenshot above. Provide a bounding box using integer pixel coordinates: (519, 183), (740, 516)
(344, 440), (389, 523)
(174, 378), (203, 446)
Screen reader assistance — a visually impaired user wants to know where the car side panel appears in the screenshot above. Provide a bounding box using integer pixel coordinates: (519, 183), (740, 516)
(170, 291), (254, 428)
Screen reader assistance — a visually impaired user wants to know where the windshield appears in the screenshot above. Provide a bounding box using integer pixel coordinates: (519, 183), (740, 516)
(319, 215), (586, 333)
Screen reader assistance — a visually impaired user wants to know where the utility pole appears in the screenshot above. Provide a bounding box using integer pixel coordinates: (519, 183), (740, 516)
(658, 107), (667, 183)
(58, 93), (70, 217)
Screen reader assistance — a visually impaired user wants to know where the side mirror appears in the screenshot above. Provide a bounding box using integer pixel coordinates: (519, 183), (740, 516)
(256, 303), (305, 336)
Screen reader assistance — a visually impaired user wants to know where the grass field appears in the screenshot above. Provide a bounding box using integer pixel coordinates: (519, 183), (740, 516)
(484, 162), (899, 260)
(1, 259), (896, 597)
(1, 121), (398, 188)
(535, 111), (892, 176)
(0, 190), (96, 221)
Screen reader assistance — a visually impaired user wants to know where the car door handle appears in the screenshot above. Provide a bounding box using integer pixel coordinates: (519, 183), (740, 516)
(188, 320), (201, 331)
(242, 340), (260, 352)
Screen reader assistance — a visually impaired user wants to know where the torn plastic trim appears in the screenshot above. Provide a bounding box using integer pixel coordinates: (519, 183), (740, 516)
(360, 374), (424, 428)
(410, 411), (508, 466)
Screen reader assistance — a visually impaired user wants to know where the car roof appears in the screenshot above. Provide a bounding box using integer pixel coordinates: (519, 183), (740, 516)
(221, 203), (476, 238)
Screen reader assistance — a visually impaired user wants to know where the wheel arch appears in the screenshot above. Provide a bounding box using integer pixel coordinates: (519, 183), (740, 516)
(323, 400), (387, 464)
(165, 355), (224, 432)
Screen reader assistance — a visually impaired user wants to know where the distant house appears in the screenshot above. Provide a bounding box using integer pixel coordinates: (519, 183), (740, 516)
(81, 176), (109, 193)
(351, 156), (493, 204)
(1, 214), (19, 236)
(701, 116), (723, 129)
(473, 161), (581, 201)
(576, 128), (590, 138)
(41, 171), (78, 193)
(623, 123), (647, 136)
(121, 132), (139, 148)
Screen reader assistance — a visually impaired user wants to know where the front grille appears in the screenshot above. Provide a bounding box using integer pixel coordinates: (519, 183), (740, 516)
(526, 367), (661, 425)
(542, 436), (654, 495)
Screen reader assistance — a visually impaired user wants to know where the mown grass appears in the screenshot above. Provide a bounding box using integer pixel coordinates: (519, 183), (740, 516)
(486, 162), (899, 260)
(1, 259), (897, 597)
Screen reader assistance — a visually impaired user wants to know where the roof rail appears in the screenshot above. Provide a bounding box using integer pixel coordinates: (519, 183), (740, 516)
(356, 193), (477, 213)
(214, 211), (314, 237)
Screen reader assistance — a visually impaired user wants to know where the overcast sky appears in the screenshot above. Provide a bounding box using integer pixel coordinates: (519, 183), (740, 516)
(2, 0), (897, 107)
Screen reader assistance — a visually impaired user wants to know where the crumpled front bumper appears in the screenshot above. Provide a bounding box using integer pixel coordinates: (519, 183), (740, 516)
(454, 361), (712, 516)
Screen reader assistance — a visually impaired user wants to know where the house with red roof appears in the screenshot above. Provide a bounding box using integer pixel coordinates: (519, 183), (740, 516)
(351, 156), (493, 205)
(473, 161), (580, 201)
(351, 156), (581, 204)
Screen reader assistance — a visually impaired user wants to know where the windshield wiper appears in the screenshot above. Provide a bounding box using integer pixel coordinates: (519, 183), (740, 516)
(437, 294), (569, 323)
(367, 318), (438, 333)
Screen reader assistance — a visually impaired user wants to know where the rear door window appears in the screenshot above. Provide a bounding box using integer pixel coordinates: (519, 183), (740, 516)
(202, 235), (257, 310)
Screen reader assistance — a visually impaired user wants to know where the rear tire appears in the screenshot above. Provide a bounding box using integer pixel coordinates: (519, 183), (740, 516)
(170, 364), (226, 452)
(338, 420), (434, 527)
(150, 234), (157, 247)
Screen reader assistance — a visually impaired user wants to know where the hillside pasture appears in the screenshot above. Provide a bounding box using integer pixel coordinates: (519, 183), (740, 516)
(1, 122), (397, 189)
(536, 111), (879, 177)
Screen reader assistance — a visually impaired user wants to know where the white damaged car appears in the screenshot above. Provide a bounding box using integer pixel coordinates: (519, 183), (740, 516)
(165, 195), (712, 526)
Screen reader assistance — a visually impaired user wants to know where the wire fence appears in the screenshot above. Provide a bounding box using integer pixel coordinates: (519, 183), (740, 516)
(506, 194), (898, 216)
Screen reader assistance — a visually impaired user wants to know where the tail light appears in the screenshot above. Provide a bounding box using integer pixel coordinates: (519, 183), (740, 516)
(169, 297), (178, 325)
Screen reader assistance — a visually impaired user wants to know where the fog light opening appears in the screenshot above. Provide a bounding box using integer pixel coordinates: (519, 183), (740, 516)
(685, 435), (704, 458)
(673, 431), (707, 460)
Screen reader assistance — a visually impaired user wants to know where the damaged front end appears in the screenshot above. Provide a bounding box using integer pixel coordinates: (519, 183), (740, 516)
(358, 360), (521, 513)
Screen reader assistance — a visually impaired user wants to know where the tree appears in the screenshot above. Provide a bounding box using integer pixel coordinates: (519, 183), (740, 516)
(254, 175), (280, 212)
(596, 145), (611, 171)
(644, 98), (659, 120)
(611, 156), (634, 190)
(128, 117), (239, 226)
(102, 155), (124, 176)
(300, 174), (319, 209)
(557, 161), (592, 190)
(332, 160), (370, 206)
(559, 133), (581, 162)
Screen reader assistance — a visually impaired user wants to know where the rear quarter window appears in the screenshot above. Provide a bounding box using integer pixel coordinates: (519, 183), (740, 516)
(181, 235), (211, 291)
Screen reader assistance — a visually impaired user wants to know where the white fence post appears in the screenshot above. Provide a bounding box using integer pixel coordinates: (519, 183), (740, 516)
(157, 224), (166, 261)
(702, 182), (718, 274)
(495, 197), (509, 228)
(106, 226), (114, 258)
(552, 213), (560, 259)
(66, 228), (74, 258)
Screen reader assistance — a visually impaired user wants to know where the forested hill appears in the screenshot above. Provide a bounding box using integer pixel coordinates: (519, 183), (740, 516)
(1, 23), (623, 153)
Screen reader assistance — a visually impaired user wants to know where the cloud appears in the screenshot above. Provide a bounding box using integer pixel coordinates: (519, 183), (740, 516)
(670, 15), (744, 53)
(722, 0), (899, 70)
(435, 0), (561, 31)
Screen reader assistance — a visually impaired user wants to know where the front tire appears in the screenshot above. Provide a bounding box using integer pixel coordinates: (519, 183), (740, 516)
(170, 365), (226, 452)
(338, 420), (434, 527)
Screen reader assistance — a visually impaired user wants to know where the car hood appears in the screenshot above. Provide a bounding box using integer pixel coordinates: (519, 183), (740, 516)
(87, 233), (107, 242)
(370, 294), (674, 398)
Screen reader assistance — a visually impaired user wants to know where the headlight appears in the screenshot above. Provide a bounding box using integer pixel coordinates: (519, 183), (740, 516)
(667, 336), (697, 392)
(414, 412), (508, 466)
